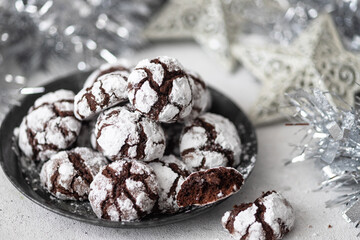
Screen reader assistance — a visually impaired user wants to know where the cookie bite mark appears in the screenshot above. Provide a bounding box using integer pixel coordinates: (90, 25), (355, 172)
(177, 167), (244, 207)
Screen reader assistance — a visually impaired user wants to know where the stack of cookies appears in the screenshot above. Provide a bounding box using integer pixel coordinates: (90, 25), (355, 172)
(16, 56), (245, 222)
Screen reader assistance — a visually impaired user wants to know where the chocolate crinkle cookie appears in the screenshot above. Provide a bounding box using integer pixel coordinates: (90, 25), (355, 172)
(180, 113), (241, 172)
(222, 191), (295, 240)
(18, 90), (82, 161)
(127, 56), (193, 123)
(184, 70), (211, 121)
(177, 167), (244, 207)
(83, 62), (131, 89)
(40, 147), (108, 201)
(74, 65), (130, 121)
(94, 105), (166, 161)
(89, 160), (159, 221)
(148, 155), (189, 213)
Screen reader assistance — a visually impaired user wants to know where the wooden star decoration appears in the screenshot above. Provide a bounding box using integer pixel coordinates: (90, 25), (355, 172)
(145, 0), (284, 71)
(232, 14), (360, 125)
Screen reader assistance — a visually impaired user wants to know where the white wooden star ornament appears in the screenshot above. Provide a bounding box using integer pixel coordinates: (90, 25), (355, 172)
(232, 14), (360, 125)
(145, 0), (284, 71)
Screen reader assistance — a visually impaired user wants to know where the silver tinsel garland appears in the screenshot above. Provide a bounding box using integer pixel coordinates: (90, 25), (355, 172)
(287, 88), (360, 226)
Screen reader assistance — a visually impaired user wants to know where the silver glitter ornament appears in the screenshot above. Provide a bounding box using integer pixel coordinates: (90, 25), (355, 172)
(233, 14), (360, 125)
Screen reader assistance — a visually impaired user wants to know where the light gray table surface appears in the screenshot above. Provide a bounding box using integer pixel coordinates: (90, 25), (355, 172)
(0, 42), (358, 240)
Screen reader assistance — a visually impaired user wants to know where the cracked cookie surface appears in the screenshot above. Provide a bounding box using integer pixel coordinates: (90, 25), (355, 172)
(18, 90), (82, 161)
(148, 155), (189, 213)
(222, 191), (295, 240)
(74, 68), (130, 120)
(40, 147), (108, 200)
(184, 70), (211, 121)
(180, 113), (241, 172)
(127, 56), (193, 123)
(94, 105), (166, 161)
(89, 160), (159, 221)
(83, 62), (131, 88)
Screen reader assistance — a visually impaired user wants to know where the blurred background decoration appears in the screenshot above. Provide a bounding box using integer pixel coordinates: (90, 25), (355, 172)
(2, 0), (360, 79)
(1, 0), (360, 120)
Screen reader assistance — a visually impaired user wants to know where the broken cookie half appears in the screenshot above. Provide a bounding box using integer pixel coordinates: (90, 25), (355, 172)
(176, 167), (244, 207)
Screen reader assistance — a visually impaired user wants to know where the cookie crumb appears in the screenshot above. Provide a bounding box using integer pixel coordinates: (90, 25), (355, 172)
(328, 224), (332, 228)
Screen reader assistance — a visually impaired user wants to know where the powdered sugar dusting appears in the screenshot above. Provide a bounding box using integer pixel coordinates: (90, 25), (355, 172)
(18, 90), (81, 161)
(83, 61), (131, 88)
(33, 89), (74, 108)
(222, 204), (259, 239)
(180, 113), (241, 172)
(148, 155), (189, 213)
(40, 147), (107, 201)
(133, 81), (158, 113)
(222, 191), (294, 240)
(95, 106), (165, 161)
(262, 192), (295, 238)
(127, 56), (193, 123)
(74, 70), (130, 120)
(184, 70), (211, 121)
(89, 160), (159, 222)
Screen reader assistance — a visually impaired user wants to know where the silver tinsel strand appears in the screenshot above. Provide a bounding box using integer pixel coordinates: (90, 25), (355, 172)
(287, 88), (360, 226)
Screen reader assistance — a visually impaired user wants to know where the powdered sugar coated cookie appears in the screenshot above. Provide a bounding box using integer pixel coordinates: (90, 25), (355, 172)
(18, 89), (82, 161)
(180, 113), (241, 172)
(94, 106), (166, 161)
(40, 147), (108, 200)
(148, 155), (189, 213)
(89, 160), (159, 221)
(127, 56), (193, 123)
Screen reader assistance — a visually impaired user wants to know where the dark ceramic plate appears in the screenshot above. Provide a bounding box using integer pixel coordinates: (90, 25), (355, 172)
(0, 71), (257, 228)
